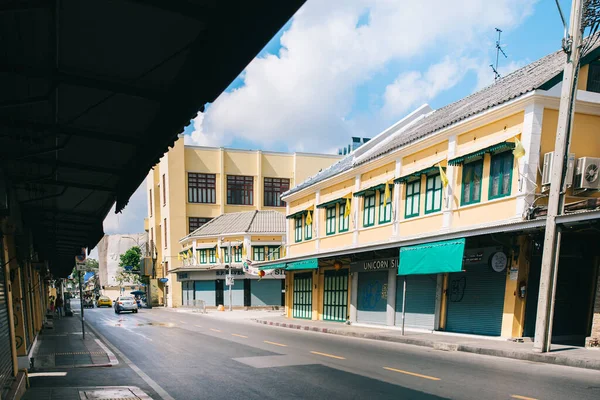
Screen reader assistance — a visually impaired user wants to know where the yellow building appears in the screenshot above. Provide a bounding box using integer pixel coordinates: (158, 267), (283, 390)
(173, 210), (286, 308)
(259, 40), (600, 347)
(146, 136), (341, 307)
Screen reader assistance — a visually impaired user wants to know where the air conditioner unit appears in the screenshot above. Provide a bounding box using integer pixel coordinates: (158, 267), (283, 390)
(574, 157), (600, 190)
(541, 152), (574, 190)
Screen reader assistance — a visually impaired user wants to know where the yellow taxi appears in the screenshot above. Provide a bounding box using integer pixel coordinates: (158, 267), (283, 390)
(97, 296), (112, 308)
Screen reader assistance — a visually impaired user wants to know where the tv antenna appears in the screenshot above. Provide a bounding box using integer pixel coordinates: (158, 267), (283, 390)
(490, 28), (508, 81)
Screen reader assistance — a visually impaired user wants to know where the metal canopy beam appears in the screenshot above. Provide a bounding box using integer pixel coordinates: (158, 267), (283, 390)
(28, 179), (115, 192)
(0, 64), (168, 101)
(25, 157), (124, 175)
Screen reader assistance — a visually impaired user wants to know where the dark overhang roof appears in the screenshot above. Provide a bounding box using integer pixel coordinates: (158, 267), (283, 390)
(0, 0), (305, 276)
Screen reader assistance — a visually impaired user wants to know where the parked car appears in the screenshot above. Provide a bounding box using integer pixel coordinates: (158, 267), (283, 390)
(82, 297), (94, 308)
(114, 296), (138, 314)
(97, 296), (112, 308)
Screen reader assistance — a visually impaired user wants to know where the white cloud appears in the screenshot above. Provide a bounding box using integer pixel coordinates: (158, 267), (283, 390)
(189, 0), (535, 152)
(382, 57), (476, 117)
(185, 112), (228, 147)
(102, 179), (147, 235)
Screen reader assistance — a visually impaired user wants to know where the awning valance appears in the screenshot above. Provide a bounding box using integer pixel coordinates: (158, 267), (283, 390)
(398, 238), (465, 276)
(286, 210), (308, 219)
(448, 142), (515, 166)
(317, 195), (350, 209)
(195, 243), (217, 250)
(219, 241), (242, 248)
(354, 183), (386, 198)
(259, 262), (287, 271)
(286, 258), (318, 271)
(395, 166), (444, 184)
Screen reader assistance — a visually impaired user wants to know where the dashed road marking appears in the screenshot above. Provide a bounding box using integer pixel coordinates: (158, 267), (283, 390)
(310, 351), (345, 360)
(264, 340), (287, 347)
(179, 321), (186, 324)
(210, 328), (221, 332)
(511, 395), (538, 400)
(194, 325), (203, 328)
(383, 367), (440, 381)
(232, 334), (248, 338)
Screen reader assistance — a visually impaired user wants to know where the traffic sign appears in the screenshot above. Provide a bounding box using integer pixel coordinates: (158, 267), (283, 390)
(226, 276), (234, 286)
(75, 263), (87, 272)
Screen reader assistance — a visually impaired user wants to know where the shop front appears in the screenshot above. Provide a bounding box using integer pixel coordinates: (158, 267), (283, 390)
(177, 268), (285, 308)
(351, 257), (396, 325)
(444, 246), (508, 336)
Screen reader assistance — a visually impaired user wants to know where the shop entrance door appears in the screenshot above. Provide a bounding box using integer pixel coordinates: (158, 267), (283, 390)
(323, 269), (348, 322)
(293, 273), (312, 319)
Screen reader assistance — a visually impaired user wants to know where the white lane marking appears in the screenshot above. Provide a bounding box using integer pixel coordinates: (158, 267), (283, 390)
(85, 321), (175, 400)
(28, 372), (68, 377)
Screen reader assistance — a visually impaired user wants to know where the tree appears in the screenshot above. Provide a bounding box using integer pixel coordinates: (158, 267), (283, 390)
(115, 270), (141, 291)
(119, 246), (142, 272)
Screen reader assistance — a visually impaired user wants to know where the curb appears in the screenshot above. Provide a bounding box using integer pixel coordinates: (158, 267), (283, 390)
(251, 318), (600, 371)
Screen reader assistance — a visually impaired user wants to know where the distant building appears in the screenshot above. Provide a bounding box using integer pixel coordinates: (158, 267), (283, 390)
(146, 135), (342, 307)
(97, 233), (147, 300)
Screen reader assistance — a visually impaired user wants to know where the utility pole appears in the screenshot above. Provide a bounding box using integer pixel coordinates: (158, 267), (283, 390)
(533, 0), (584, 353)
(228, 242), (232, 311)
(78, 268), (85, 340)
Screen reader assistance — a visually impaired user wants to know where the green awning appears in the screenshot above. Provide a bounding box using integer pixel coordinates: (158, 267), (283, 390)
(354, 183), (386, 197)
(286, 258), (318, 271)
(286, 210), (308, 219)
(259, 262), (287, 270)
(398, 238), (466, 276)
(316, 197), (348, 209)
(395, 166), (444, 184)
(448, 142), (515, 166)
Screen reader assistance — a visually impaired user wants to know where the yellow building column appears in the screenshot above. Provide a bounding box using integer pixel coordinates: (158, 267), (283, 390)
(2, 233), (18, 378)
(439, 273), (449, 330)
(500, 236), (530, 338)
(23, 263), (35, 345)
(313, 269), (321, 320)
(285, 272), (293, 318)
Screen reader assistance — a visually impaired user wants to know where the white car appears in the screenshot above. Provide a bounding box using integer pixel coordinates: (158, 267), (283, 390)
(114, 296), (138, 314)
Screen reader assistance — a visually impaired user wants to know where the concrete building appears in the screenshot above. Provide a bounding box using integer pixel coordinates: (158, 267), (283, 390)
(97, 233), (147, 301)
(146, 136), (342, 307)
(258, 39), (600, 348)
(174, 210), (286, 308)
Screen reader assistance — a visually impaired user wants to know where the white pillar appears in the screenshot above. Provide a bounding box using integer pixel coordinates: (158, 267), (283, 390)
(315, 189), (321, 252)
(443, 135), (457, 229)
(352, 174), (361, 245)
(516, 103), (544, 218)
(393, 158), (402, 237)
(350, 271), (358, 323)
(386, 268), (397, 326)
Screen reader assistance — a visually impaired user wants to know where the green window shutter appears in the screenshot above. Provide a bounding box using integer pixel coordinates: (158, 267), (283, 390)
(209, 248), (216, 263)
(234, 247), (242, 262)
(378, 187), (393, 223)
(461, 159), (483, 206)
(199, 250), (207, 264)
(326, 206), (337, 235)
(425, 174), (442, 214)
(363, 194), (376, 227)
(224, 249), (230, 263)
(338, 203), (349, 232)
(405, 180), (420, 218)
(253, 246), (265, 261)
(305, 218), (313, 239)
(489, 151), (514, 200)
(267, 246), (280, 260)
(295, 217), (303, 242)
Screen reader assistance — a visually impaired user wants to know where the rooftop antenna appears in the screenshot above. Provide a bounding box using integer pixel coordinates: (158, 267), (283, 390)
(490, 28), (508, 81)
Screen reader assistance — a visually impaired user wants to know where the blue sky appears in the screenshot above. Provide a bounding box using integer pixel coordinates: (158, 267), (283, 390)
(103, 0), (575, 238)
(184, 0), (571, 153)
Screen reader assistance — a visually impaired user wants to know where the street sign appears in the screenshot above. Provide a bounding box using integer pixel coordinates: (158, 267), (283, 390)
(123, 265), (133, 272)
(225, 276), (234, 286)
(75, 263), (87, 271)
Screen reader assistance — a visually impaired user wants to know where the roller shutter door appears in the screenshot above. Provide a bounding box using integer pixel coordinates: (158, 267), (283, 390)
(182, 281), (194, 306)
(194, 281), (215, 306)
(357, 271), (388, 325)
(223, 279), (244, 306)
(251, 280), (281, 306)
(446, 265), (506, 336)
(395, 274), (437, 330)
(0, 247), (14, 397)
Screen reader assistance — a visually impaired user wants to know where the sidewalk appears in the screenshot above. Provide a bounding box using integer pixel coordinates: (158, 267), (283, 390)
(252, 315), (600, 371)
(31, 314), (117, 369)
